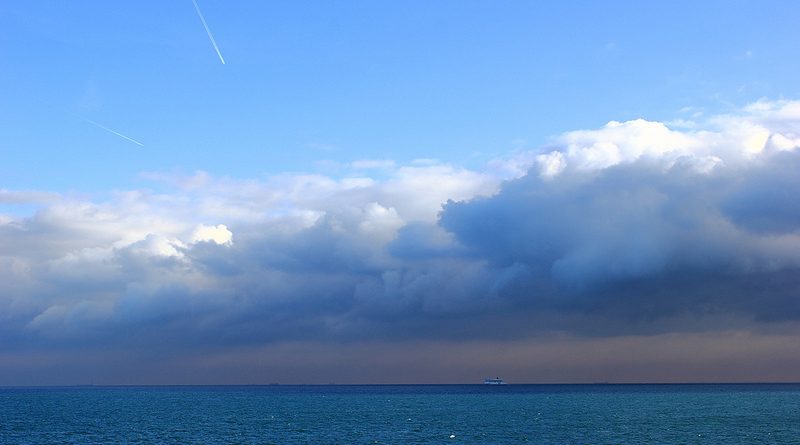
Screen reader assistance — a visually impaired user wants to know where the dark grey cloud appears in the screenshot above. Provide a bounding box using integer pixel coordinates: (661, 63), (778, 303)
(440, 153), (800, 325)
(721, 151), (800, 234)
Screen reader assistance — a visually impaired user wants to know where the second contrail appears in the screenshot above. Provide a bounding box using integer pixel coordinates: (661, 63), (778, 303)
(82, 118), (144, 147)
(191, 0), (226, 65)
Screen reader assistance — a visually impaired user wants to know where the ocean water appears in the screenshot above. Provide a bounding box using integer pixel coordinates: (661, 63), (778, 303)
(1, 384), (798, 444)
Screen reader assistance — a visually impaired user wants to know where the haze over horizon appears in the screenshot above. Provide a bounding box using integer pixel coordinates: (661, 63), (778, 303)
(2, 1), (800, 385)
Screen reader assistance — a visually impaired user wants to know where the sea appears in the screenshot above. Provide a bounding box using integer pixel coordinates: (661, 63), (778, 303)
(1, 384), (798, 444)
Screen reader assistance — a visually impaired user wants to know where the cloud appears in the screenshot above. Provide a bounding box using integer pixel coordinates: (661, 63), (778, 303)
(1, 100), (800, 368)
(439, 100), (800, 327)
(350, 159), (396, 170)
(0, 189), (60, 204)
(191, 224), (233, 245)
(0, 159), (506, 350)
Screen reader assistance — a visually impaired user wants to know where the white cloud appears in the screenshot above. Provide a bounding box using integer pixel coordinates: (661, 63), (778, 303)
(0, 189), (60, 204)
(526, 100), (800, 180)
(536, 151), (566, 178)
(191, 224), (233, 245)
(539, 118), (714, 174)
(350, 159), (396, 170)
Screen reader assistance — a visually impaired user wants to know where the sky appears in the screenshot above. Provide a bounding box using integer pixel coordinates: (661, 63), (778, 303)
(1, 1), (800, 385)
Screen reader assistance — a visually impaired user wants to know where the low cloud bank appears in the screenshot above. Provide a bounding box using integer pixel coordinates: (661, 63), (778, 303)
(2, 100), (800, 355)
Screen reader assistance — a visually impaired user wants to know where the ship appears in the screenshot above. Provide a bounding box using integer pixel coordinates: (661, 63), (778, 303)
(483, 377), (506, 385)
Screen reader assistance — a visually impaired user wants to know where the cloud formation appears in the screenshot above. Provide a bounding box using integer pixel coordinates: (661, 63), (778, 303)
(2, 100), (800, 363)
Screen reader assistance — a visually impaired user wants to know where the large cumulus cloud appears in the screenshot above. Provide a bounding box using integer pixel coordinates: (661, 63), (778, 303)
(2, 100), (800, 356)
(440, 100), (800, 328)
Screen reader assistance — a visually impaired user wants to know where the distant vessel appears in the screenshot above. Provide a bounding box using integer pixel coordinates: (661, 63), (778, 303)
(483, 377), (506, 385)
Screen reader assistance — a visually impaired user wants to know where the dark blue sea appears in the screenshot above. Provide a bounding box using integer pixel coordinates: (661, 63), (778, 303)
(1, 384), (798, 444)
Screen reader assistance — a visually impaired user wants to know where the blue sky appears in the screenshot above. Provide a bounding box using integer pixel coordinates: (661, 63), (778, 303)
(3, 1), (800, 191)
(2, 1), (800, 384)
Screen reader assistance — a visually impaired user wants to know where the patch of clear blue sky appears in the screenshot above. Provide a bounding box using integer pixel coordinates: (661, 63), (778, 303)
(1, 0), (799, 191)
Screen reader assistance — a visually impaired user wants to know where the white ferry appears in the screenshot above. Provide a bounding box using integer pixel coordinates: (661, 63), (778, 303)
(483, 377), (506, 385)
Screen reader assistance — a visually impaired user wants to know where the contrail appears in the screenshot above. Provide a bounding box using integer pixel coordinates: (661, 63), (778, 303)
(191, 0), (226, 65)
(82, 118), (144, 147)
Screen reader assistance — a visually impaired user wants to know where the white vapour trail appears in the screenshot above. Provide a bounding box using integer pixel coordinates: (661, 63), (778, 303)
(191, 0), (226, 65)
(82, 118), (144, 147)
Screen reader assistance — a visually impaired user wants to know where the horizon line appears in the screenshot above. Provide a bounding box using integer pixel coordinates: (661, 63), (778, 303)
(3, 381), (800, 388)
